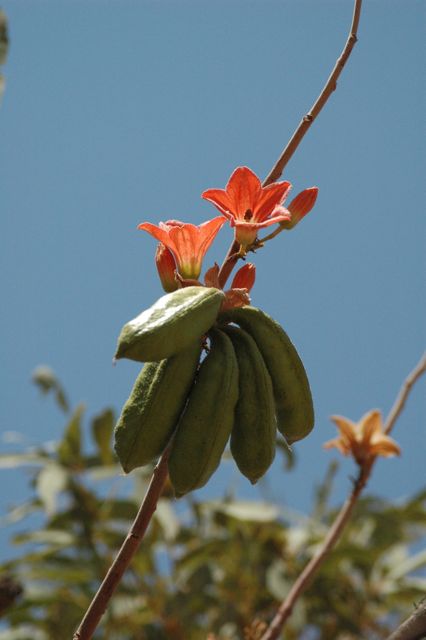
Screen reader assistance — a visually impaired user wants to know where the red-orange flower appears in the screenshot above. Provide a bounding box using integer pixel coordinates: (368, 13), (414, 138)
(138, 217), (226, 280)
(324, 410), (401, 466)
(202, 167), (292, 248)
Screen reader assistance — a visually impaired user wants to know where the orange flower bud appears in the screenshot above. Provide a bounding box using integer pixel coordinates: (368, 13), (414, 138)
(155, 242), (178, 292)
(285, 187), (318, 229)
(231, 263), (256, 292)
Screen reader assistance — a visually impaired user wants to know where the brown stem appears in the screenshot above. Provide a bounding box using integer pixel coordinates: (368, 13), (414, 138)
(260, 463), (371, 640)
(260, 352), (426, 640)
(258, 225), (286, 245)
(217, 239), (240, 289)
(384, 353), (426, 435)
(386, 599), (426, 640)
(262, 0), (363, 187)
(219, 0), (363, 276)
(73, 446), (171, 640)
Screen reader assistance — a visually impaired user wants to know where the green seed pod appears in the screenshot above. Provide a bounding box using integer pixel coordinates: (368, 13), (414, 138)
(168, 328), (239, 496)
(114, 286), (225, 363)
(220, 306), (314, 445)
(114, 341), (201, 473)
(223, 325), (276, 484)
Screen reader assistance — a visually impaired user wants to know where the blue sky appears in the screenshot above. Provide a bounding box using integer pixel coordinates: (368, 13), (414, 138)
(0, 0), (425, 560)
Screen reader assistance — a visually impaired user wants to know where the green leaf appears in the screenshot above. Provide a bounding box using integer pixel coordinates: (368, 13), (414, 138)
(154, 499), (180, 541)
(35, 463), (68, 515)
(0, 453), (48, 468)
(0, 501), (39, 526)
(57, 404), (84, 467)
(205, 500), (280, 523)
(32, 366), (69, 413)
(13, 529), (75, 547)
(91, 408), (114, 464)
(266, 559), (289, 599)
(0, 10), (8, 67)
(0, 628), (46, 640)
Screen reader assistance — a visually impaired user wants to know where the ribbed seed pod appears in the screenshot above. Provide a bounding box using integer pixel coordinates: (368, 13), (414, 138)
(115, 286), (225, 363)
(223, 325), (276, 484)
(114, 341), (201, 473)
(220, 306), (314, 445)
(168, 328), (239, 496)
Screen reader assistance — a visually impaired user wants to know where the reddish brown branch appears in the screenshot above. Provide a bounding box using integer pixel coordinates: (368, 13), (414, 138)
(386, 598), (426, 640)
(384, 352), (426, 435)
(73, 447), (171, 640)
(260, 352), (426, 640)
(218, 0), (363, 288)
(217, 239), (240, 289)
(262, 0), (363, 187)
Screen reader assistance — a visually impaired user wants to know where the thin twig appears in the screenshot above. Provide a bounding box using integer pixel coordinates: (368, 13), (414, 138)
(260, 352), (426, 640)
(260, 463), (371, 640)
(262, 0), (362, 187)
(384, 353), (426, 435)
(386, 598), (426, 640)
(73, 446), (171, 640)
(218, 0), (363, 288)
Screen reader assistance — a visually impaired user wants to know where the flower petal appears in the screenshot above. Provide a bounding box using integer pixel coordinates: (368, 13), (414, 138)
(287, 187), (318, 228)
(323, 437), (351, 456)
(231, 263), (256, 292)
(204, 263), (220, 288)
(369, 437), (401, 458)
(261, 210), (292, 227)
(138, 222), (177, 254)
(330, 415), (358, 447)
(359, 409), (382, 448)
(201, 188), (234, 216)
(254, 181), (292, 220)
(226, 167), (262, 218)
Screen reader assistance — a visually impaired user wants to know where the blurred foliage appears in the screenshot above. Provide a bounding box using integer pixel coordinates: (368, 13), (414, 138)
(0, 8), (8, 105)
(0, 371), (425, 640)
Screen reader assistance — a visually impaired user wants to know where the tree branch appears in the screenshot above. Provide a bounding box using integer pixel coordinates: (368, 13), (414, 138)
(384, 353), (426, 435)
(262, 0), (363, 187)
(386, 599), (426, 640)
(260, 352), (426, 640)
(218, 239), (241, 289)
(218, 0), (363, 288)
(73, 446), (171, 640)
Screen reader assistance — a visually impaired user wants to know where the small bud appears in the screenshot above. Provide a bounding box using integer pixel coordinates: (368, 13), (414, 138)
(284, 187), (318, 229)
(204, 263), (220, 288)
(155, 243), (178, 293)
(231, 263), (256, 292)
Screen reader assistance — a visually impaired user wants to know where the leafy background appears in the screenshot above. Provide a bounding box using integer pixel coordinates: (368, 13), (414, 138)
(1, 376), (425, 639)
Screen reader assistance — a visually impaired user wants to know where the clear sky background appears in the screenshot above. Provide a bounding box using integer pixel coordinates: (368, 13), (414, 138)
(0, 0), (425, 561)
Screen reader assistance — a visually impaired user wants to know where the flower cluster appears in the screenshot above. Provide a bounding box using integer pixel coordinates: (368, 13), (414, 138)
(138, 166), (317, 292)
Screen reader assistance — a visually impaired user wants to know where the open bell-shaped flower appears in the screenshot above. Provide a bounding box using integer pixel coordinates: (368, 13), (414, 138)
(138, 217), (226, 281)
(202, 167), (292, 249)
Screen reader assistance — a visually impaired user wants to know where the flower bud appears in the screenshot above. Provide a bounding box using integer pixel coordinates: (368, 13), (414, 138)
(231, 263), (256, 292)
(155, 243), (178, 292)
(285, 187), (318, 229)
